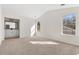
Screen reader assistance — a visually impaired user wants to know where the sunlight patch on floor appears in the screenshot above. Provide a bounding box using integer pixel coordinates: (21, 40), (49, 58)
(30, 41), (59, 45)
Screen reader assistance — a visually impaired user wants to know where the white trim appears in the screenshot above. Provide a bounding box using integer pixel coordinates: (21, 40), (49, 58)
(61, 33), (75, 37)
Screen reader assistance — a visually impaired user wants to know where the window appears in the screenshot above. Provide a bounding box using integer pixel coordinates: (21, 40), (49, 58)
(63, 13), (76, 35)
(37, 21), (40, 32)
(5, 22), (16, 29)
(5, 25), (10, 29)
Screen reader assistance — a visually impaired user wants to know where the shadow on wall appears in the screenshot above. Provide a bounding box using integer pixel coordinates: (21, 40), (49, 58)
(20, 16), (35, 38)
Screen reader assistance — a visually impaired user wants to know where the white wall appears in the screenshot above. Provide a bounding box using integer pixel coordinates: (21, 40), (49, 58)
(2, 4), (79, 39)
(0, 5), (4, 44)
(20, 17), (35, 38)
(36, 7), (79, 45)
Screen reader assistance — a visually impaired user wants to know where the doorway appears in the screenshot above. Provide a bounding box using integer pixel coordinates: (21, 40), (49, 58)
(4, 17), (20, 39)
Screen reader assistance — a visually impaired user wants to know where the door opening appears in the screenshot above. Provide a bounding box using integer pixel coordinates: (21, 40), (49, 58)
(4, 17), (20, 39)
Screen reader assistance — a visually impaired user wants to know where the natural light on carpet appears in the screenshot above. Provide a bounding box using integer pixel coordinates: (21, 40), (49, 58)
(30, 41), (59, 45)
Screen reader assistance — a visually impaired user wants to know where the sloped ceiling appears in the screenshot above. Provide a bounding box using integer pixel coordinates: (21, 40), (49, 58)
(2, 4), (79, 19)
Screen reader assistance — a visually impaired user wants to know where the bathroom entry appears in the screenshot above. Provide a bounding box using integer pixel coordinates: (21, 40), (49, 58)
(4, 17), (20, 39)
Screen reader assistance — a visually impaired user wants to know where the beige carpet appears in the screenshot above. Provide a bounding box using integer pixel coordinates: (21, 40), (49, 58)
(0, 37), (79, 55)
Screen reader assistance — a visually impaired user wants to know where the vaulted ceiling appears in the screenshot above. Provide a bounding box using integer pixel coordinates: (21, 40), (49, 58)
(2, 4), (79, 19)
